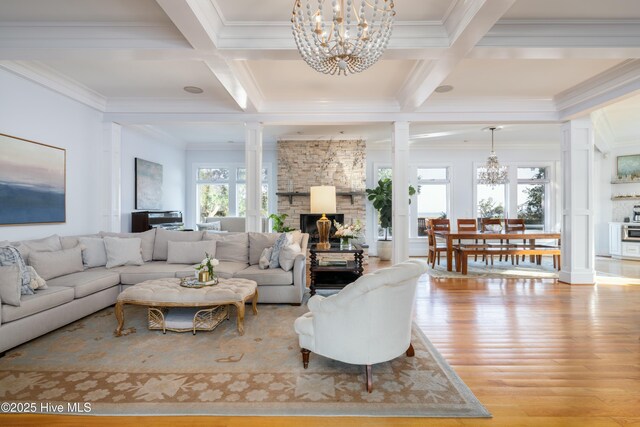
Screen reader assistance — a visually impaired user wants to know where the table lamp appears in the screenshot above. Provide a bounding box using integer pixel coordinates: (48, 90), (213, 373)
(310, 185), (336, 250)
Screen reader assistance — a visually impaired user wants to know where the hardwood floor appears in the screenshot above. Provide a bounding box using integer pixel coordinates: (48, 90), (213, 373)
(3, 257), (640, 427)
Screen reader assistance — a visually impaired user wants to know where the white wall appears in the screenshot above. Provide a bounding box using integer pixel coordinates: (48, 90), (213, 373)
(184, 147), (277, 230)
(120, 128), (187, 232)
(0, 68), (104, 241)
(366, 143), (562, 256)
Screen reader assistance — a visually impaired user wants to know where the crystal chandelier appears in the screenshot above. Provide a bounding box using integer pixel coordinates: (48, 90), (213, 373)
(291, 0), (396, 76)
(478, 127), (508, 188)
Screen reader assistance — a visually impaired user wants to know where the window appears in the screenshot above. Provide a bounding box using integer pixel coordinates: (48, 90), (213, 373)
(374, 167), (393, 239)
(196, 166), (269, 222)
(416, 167), (449, 236)
(517, 167), (548, 230)
(476, 168), (506, 219)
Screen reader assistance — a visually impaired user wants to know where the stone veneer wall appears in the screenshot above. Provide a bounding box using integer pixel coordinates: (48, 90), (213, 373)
(277, 139), (366, 233)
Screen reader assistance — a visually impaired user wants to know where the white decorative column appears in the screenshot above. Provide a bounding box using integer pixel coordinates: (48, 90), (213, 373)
(559, 118), (596, 284)
(392, 121), (410, 264)
(101, 123), (121, 232)
(245, 122), (263, 232)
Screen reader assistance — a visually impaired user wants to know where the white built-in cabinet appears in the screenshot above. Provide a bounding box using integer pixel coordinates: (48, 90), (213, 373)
(609, 223), (622, 256)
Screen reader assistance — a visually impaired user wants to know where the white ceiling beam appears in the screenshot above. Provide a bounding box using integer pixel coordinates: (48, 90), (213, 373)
(155, 0), (257, 112)
(590, 110), (615, 154)
(555, 59), (640, 120)
(397, 0), (517, 112)
(0, 61), (106, 111)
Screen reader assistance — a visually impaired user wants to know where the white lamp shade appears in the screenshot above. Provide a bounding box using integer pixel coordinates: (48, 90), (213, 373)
(310, 186), (336, 214)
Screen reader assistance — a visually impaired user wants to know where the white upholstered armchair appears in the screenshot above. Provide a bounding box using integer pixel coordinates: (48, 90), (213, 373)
(294, 259), (428, 392)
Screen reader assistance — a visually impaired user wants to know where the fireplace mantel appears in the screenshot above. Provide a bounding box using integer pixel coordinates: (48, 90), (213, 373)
(276, 191), (365, 205)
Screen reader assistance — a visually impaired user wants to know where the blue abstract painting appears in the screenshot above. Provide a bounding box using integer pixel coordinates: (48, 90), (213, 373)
(0, 133), (66, 225)
(135, 158), (163, 210)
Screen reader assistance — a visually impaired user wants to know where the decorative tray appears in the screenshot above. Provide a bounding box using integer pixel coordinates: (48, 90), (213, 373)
(179, 277), (218, 288)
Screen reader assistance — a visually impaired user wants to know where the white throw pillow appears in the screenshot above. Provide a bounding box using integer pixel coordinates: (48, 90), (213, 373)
(0, 265), (21, 306)
(100, 229), (156, 262)
(279, 243), (302, 272)
(27, 266), (47, 290)
(259, 247), (273, 270)
(103, 237), (144, 269)
(78, 237), (108, 268)
(28, 246), (84, 280)
(167, 240), (217, 264)
(208, 221), (221, 231)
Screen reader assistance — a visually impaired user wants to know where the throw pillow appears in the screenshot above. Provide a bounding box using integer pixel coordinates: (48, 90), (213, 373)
(28, 246), (84, 281)
(279, 243), (302, 272)
(100, 229), (156, 262)
(27, 266), (47, 290)
(248, 232), (281, 265)
(167, 240), (217, 264)
(152, 228), (203, 261)
(14, 234), (63, 262)
(0, 265), (22, 306)
(269, 232), (292, 269)
(78, 237), (108, 268)
(208, 221), (221, 231)
(259, 247), (273, 270)
(103, 237), (144, 268)
(215, 233), (249, 264)
(0, 245), (32, 295)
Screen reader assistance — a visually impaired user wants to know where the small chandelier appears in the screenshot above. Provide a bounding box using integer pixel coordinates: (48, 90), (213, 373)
(291, 0), (396, 76)
(478, 127), (508, 188)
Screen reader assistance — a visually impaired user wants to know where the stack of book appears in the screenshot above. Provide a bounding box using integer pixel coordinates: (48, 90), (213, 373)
(318, 258), (348, 267)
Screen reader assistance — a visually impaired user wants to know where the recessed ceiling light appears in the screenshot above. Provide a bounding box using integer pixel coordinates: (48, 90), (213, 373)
(339, 131), (345, 134)
(184, 86), (204, 94)
(435, 85), (454, 93)
(296, 131), (304, 135)
(227, 140), (234, 144)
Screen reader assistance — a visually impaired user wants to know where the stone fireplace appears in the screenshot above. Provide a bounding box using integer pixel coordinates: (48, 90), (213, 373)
(277, 140), (366, 236)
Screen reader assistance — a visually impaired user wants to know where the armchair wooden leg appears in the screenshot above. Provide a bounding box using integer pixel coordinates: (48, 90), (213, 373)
(301, 348), (310, 369)
(406, 343), (415, 357)
(365, 365), (373, 393)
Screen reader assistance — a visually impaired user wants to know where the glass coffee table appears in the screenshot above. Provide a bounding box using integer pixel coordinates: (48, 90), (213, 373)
(309, 243), (364, 296)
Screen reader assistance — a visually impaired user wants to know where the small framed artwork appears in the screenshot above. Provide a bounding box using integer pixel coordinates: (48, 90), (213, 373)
(135, 158), (163, 210)
(617, 154), (640, 180)
(0, 133), (66, 226)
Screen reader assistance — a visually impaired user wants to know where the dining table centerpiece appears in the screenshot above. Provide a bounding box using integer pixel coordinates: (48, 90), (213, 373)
(333, 219), (363, 249)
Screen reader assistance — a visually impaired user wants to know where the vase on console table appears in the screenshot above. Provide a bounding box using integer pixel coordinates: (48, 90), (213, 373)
(340, 237), (352, 250)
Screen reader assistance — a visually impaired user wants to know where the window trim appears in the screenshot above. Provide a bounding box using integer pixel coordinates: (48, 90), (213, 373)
(413, 165), (452, 238)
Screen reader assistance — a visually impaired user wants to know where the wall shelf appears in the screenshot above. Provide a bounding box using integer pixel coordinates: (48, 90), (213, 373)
(611, 197), (640, 201)
(276, 191), (366, 205)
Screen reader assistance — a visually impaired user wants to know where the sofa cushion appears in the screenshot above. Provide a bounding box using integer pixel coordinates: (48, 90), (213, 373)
(116, 261), (196, 285)
(100, 229), (156, 262)
(153, 229), (203, 261)
(0, 245), (32, 295)
(46, 268), (120, 298)
(234, 264), (293, 286)
(167, 240), (216, 264)
(104, 236), (144, 268)
(216, 261), (250, 279)
(60, 234), (100, 250)
(78, 237), (107, 268)
(28, 246), (84, 281)
(0, 265), (21, 306)
(279, 243), (302, 272)
(214, 233), (249, 264)
(2, 286), (75, 323)
(248, 232), (280, 265)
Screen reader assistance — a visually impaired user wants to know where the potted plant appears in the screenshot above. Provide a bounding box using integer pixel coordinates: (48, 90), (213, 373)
(366, 178), (416, 260)
(268, 213), (294, 232)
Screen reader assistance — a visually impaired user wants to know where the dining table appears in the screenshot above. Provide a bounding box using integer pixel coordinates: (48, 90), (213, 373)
(434, 229), (562, 271)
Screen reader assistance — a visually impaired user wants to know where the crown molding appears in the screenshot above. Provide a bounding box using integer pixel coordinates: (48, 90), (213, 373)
(260, 100), (401, 114)
(555, 59), (640, 120)
(105, 97), (240, 113)
(186, 140), (277, 151)
(127, 125), (187, 149)
(0, 60), (106, 111)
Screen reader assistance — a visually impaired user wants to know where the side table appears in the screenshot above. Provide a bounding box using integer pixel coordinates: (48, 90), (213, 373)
(309, 243), (364, 296)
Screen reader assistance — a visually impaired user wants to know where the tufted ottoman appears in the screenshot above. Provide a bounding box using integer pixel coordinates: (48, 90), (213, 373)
(114, 277), (258, 336)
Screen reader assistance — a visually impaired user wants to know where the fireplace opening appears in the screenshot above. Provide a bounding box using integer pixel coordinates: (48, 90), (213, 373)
(300, 214), (344, 243)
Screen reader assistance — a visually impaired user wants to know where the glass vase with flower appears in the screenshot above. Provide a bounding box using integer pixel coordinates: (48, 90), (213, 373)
(195, 252), (219, 284)
(333, 219), (363, 249)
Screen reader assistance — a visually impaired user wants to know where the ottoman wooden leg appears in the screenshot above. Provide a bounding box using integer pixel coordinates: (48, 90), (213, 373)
(234, 302), (246, 335)
(252, 289), (258, 315)
(114, 301), (125, 337)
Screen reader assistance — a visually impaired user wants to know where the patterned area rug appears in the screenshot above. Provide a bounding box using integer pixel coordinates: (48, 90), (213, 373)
(0, 304), (489, 417)
(427, 258), (559, 279)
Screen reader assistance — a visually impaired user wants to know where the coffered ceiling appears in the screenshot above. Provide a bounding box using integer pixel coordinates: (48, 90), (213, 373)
(0, 0), (639, 146)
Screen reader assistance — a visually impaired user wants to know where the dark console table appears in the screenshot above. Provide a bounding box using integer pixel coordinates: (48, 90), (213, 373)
(309, 243), (364, 296)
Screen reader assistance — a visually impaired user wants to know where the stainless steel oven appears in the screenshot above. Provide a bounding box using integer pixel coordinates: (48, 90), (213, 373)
(622, 225), (640, 241)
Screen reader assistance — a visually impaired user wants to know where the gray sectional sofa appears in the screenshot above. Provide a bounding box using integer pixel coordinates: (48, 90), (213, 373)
(0, 228), (309, 354)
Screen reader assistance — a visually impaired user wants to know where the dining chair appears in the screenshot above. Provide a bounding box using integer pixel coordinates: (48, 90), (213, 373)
(505, 218), (527, 263)
(429, 218), (450, 231)
(456, 219), (480, 261)
(427, 228), (448, 268)
(480, 218), (504, 264)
